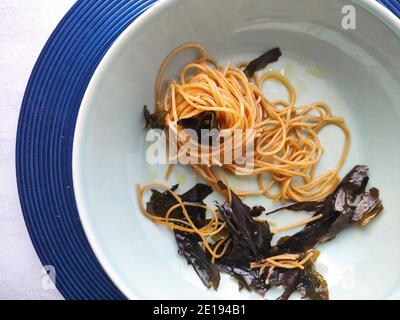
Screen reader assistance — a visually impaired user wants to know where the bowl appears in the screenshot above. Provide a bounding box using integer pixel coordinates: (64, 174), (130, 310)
(73, 0), (400, 299)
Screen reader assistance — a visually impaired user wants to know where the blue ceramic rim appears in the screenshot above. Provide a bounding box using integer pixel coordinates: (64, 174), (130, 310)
(16, 0), (400, 300)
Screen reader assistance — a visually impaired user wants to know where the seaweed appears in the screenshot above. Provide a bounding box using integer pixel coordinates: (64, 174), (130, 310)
(142, 165), (382, 300)
(147, 184), (220, 289)
(146, 183), (212, 228)
(276, 165), (384, 253)
(216, 190), (272, 259)
(175, 230), (220, 290)
(265, 201), (324, 216)
(353, 187), (383, 226)
(277, 262), (329, 300)
(249, 205), (266, 218)
(178, 111), (219, 144)
(244, 48), (282, 78)
(218, 253), (328, 300)
(143, 105), (166, 130)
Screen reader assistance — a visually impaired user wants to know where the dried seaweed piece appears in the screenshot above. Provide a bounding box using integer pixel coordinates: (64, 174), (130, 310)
(217, 263), (269, 295)
(244, 48), (282, 78)
(353, 188), (383, 226)
(216, 234), (257, 269)
(265, 201), (324, 216)
(142, 164), (381, 300)
(277, 269), (302, 300)
(250, 205), (266, 218)
(275, 213), (339, 253)
(218, 253), (329, 300)
(277, 165), (383, 253)
(175, 230), (220, 290)
(146, 184), (179, 218)
(296, 262), (329, 300)
(180, 183), (213, 203)
(143, 105), (166, 130)
(178, 111), (219, 144)
(217, 191), (272, 259)
(146, 184), (212, 228)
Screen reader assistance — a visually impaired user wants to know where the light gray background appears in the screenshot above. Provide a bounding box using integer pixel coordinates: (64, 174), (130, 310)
(0, 0), (76, 300)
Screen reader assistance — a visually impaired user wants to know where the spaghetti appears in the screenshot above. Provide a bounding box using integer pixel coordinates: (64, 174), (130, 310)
(155, 44), (350, 202)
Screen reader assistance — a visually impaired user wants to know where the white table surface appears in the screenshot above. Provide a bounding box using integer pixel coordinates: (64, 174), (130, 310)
(0, 0), (77, 300)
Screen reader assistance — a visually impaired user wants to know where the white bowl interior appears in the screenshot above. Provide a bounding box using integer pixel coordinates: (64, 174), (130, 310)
(73, 0), (400, 299)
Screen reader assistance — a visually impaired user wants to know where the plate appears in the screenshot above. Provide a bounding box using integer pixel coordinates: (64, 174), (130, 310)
(16, 0), (400, 300)
(73, 0), (400, 299)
